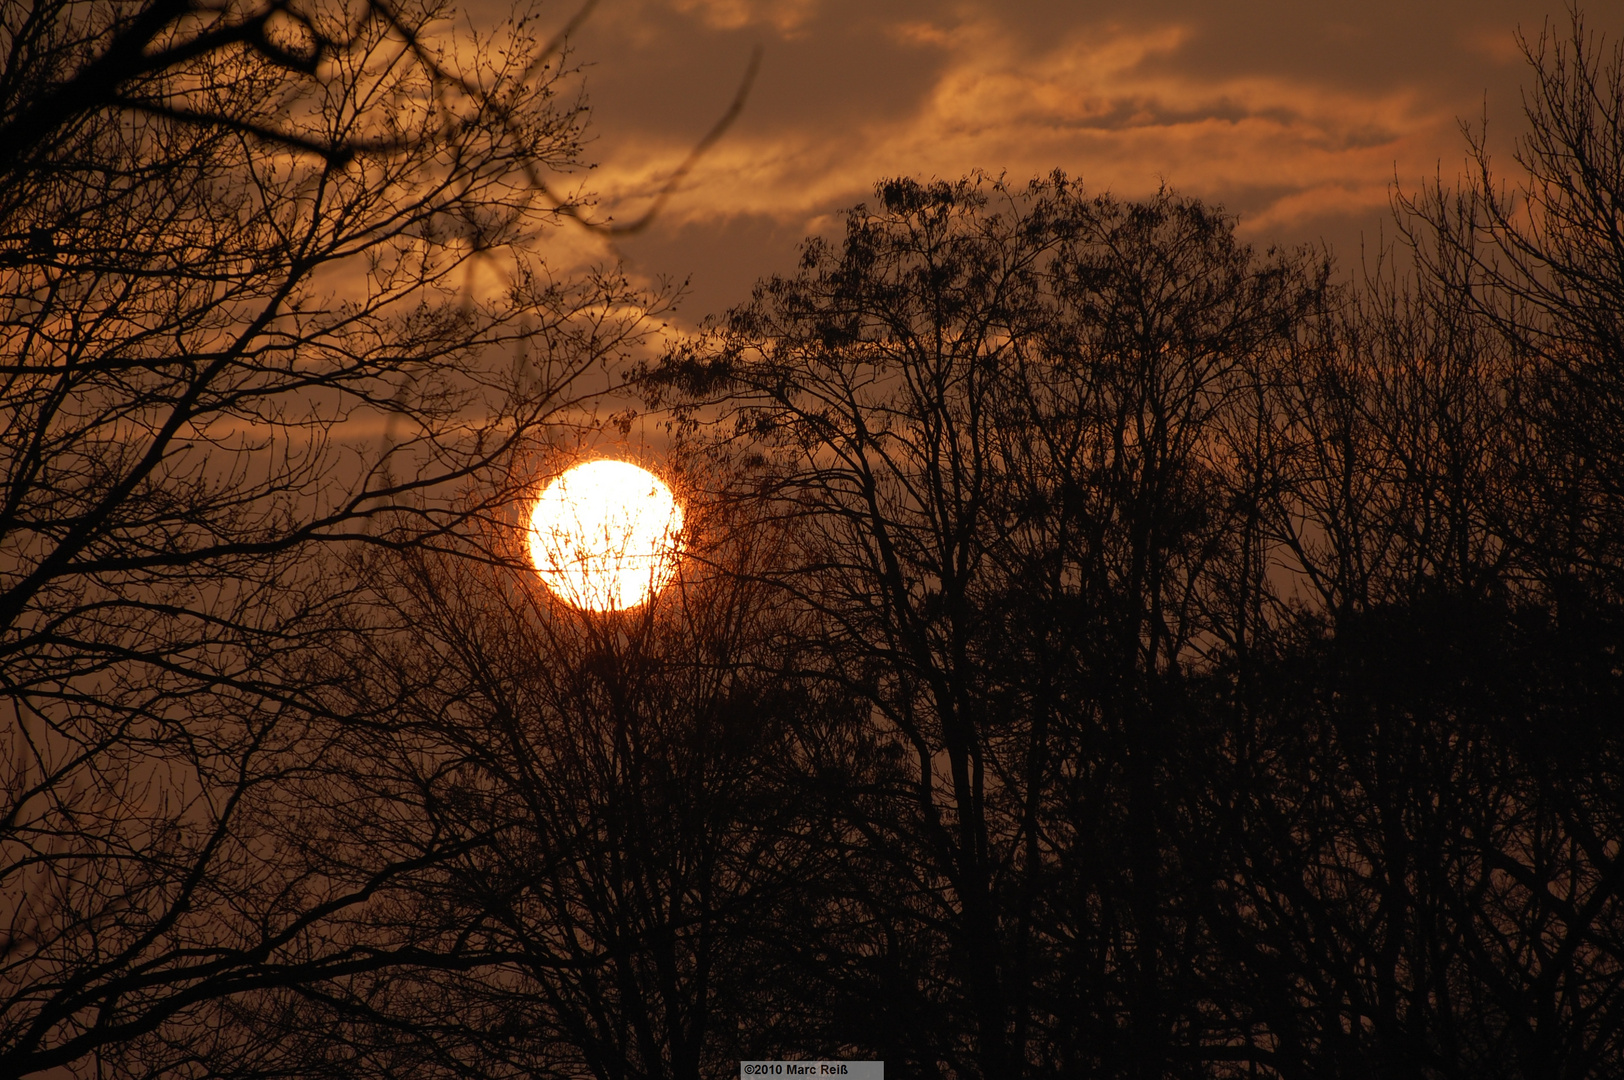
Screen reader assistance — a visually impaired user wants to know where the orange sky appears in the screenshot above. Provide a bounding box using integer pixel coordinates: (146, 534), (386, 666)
(508, 0), (1582, 323)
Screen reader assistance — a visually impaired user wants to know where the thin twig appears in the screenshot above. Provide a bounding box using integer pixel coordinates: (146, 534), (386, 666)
(605, 44), (763, 237)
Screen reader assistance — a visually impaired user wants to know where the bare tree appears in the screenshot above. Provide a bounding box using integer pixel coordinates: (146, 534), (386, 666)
(1193, 12), (1624, 1077)
(1399, 7), (1624, 592)
(314, 458), (869, 1080)
(644, 175), (1325, 1078)
(0, 0), (665, 1075)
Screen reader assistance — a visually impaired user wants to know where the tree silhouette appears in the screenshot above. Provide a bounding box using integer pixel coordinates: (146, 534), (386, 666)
(0, 1), (660, 1075)
(646, 175), (1327, 1078)
(325, 464), (874, 1080)
(7, 3), (1624, 1079)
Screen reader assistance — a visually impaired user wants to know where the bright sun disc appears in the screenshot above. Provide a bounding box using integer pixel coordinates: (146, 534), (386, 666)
(527, 460), (684, 612)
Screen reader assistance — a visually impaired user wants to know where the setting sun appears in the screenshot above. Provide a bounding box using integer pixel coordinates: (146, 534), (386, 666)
(527, 460), (684, 612)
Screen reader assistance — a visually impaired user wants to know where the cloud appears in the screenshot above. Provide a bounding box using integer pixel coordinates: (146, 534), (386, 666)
(586, 15), (1462, 240)
(668, 0), (819, 34)
(1460, 24), (1527, 66)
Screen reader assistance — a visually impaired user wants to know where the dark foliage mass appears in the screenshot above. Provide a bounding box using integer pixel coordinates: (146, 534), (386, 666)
(4, 2), (1624, 1079)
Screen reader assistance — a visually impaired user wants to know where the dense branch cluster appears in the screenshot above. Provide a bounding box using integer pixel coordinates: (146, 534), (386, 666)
(633, 152), (1624, 1077)
(0, 0), (660, 1075)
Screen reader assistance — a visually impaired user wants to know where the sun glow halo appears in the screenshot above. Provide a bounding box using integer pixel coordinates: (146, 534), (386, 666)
(527, 460), (684, 612)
